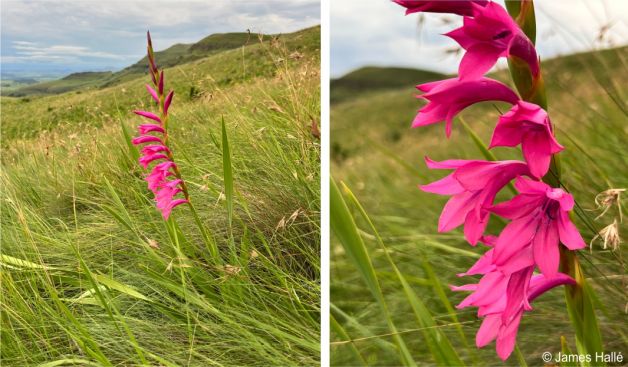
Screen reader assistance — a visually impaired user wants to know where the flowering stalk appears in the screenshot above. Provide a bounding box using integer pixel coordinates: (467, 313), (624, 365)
(505, 1), (605, 360)
(132, 31), (188, 220)
(131, 32), (218, 259)
(395, 0), (600, 361)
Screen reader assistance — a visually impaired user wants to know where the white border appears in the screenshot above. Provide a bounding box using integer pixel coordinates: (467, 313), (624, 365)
(320, 0), (330, 365)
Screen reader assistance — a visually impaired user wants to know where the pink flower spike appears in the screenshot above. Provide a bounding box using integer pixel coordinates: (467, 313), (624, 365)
(138, 124), (165, 135)
(490, 101), (564, 178)
(164, 90), (174, 115)
(393, 0), (488, 16)
(146, 84), (159, 103)
(446, 2), (540, 80)
(134, 110), (162, 123)
(139, 153), (168, 169)
(158, 71), (164, 95)
(413, 77), (519, 137)
(132, 135), (163, 145)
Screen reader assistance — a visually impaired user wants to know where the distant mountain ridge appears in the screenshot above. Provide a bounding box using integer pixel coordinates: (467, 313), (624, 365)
(5, 31), (264, 97)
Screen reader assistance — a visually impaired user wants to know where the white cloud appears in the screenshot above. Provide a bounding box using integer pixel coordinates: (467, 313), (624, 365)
(1, 0), (319, 71)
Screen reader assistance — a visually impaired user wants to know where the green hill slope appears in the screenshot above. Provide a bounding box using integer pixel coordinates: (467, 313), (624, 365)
(331, 66), (445, 104)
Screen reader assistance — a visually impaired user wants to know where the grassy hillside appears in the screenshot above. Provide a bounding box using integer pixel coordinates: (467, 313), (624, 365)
(4, 29), (309, 97)
(1, 26), (320, 366)
(330, 66), (445, 104)
(331, 45), (627, 366)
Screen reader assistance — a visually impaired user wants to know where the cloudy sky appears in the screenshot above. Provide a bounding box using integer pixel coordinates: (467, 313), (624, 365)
(1, 0), (319, 75)
(332, 0), (628, 77)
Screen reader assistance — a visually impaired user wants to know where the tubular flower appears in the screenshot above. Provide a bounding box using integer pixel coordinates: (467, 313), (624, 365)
(393, 0), (488, 16)
(490, 178), (586, 278)
(445, 2), (540, 80)
(132, 31), (188, 219)
(420, 157), (530, 245)
(453, 265), (575, 360)
(489, 101), (564, 178)
(413, 77), (519, 137)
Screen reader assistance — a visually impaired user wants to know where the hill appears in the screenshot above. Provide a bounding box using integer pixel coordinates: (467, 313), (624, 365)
(4, 29), (306, 97)
(330, 66), (445, 104)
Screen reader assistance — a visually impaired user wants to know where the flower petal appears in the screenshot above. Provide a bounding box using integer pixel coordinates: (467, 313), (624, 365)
(146, 84), (159, 103)
(533, 219), (560, 278)
(476, 314), (501, 348)
(164, 90), (174, 115)
(459, 43), (503, 81)
(438, 191), (477, 232)
(557, 210), (586, 250)
(522, 130), (552, 178)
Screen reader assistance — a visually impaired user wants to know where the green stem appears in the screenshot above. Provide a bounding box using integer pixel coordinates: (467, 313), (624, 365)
(187, 201), (219, 262)
(506, 1), (604, 362)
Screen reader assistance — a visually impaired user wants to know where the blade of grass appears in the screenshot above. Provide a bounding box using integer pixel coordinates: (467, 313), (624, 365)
(331, 177), (417, 367)
(341, 181), (465, 367)
(222, 116), (234, 233)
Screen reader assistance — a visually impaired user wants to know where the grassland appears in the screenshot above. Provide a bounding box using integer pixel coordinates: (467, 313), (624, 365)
(1, 26), (321, 366)
(331, 46), (627, 366)
(4, 31), (281, 97)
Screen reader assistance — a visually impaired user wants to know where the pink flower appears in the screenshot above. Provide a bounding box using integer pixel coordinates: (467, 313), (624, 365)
(445, 2), (539, 80)
(138, 153), (168, 169)
(393, 0), (488, 16)
(134, 110), (161, 123)
(145, 161), (175, 193)
(453, 265), (575, 360)
(490, 101), (564, 178)
(491, 178), (586, 278)
(420, 157), (530, 244)
(141, 144), (170, 156)
(138, 124), (165, 134)
(132, 135), (162, 145)
(413, 77), (519, 137)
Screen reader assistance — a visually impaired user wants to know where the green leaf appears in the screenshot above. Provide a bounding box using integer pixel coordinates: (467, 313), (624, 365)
(222, 117), (234, 228)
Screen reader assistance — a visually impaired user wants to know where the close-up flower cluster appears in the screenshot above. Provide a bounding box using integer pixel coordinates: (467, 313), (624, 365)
(396, 0), (587, 360)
